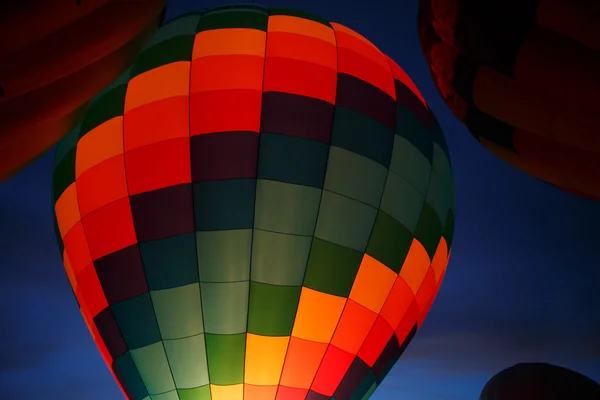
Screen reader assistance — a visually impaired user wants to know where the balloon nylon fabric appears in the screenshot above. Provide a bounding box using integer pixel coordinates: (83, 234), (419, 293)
(52, 5), (456, 400)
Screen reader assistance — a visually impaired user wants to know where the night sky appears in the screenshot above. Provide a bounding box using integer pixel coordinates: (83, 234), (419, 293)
(1, 0), (599, 399)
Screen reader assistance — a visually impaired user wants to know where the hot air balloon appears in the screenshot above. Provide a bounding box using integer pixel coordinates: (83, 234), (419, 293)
(480, 363), (600, 400)
(52, 5), (456, 400)
(0, 0), (167, 182)
(417, 0), (600, 199)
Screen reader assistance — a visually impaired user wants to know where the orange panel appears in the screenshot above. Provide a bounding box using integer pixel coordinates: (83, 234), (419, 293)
(211, 384), (243, 400)
(333, 28), (387, 69)
(263, 56), (336, 103)
(125, 138), (191, 195)
(76, 155), (129, 218)
(415, 268), (437, 315)
(245, 334), (289, 386)
(379, 277), (415, 330)
(76, 117), (124, 177)
(336, 46), (396, 100)
(63, 250), (77, 291)
(399, 239), (431, 294)
(123, 96), (190, 151)
(76, 263), (108, 318)
(330, 299), (377, 355)
(190, 55), (265, 93)
(124, 61), (191, 112)
(430, 237), (449, 284)
(395, 301), (419, 344)
(268, 15), (336, 46)
(330, 22), (379, 52)
(54, 183), (81, 238)
(266, 31), (337, 69)
(357, 316), (394, 367)
(275, 385), (308, 400)
(385, 55), (428, 107)
(82, 197), (137, 261)
(244, 384), (277, 400)
(280, 337), (327, 389)
(63, 221), (92, 275)
(190, 89), (262, 135)
(292, 287), (346, 343)
(193, 28), (266, 58)
(349, 254), (397, 313)
(310, 345), (354, 396)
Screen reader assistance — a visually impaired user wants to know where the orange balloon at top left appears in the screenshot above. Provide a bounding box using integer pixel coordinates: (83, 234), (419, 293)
(0, 0), (167, 182)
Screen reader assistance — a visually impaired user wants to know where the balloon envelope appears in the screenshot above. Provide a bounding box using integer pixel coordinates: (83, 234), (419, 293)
(0, 0), (166, 182)
(417, 0), (600, 199)
(52, 5), (456, 400)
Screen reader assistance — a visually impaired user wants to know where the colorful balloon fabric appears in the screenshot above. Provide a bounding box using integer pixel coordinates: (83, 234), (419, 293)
(0, 0), (166, 182)
(480, 363), (600, 400)
(417, 0), (600, 199)
(52, 5), (455, 400)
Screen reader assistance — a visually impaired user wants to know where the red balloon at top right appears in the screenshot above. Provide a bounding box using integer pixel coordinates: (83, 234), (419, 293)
(417, 0), (600, 199)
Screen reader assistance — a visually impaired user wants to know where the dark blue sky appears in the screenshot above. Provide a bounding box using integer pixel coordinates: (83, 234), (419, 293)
(1, 0), (599, 399)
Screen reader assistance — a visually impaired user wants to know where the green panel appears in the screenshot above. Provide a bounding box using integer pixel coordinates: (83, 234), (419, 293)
(366, 211), (413, 274)
(351, 371), (376, 400)
(323, 147), (387, 208)
(425, 172), (451, 226)
(429, 118), (451, 160)
(395, 105), (433, 163)
(79, 85), (127, 136)
(379, 171), (425, 234)
(196, 229), (252, 283)
(201, 281), (249, 334)
(151, 391), (179, 400)
(164, 334), (209, 389)
(254, 179), (321, 235)
(443, 210), (455, 248)
(112, 293), (161, 350)
(140, 233), (199, 291)
(113, 352), (148, 400)
(247, 282), (301, 336)
(131, 36), (195, 78)
(52, 148), (76, 203)
(303, 238), (363, 297)
(151, 283), (203, 340)
(389, 135), (431, 196)
(250, 229), (312, 286)
(432, 143), (453, 188)
(414, 203), (443, 260)
(145, 14), (202, 47)
(196, 9), (268, 32)
(130, 342), (176, 395)
(178, 385), (211, 400)
(314, 191), (378, 252)
(205, 333), (246, 385)
(269, 8), (332, 27)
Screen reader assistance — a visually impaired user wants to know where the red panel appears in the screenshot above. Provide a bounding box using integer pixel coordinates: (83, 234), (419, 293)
(357, 315), (394, 367)
(76, 263), (108, 318)
(266, 32), (337, 69)
(190, 89), (262, 135)
(415, 267), (437, 315)
(330, 299), (377, 355)
(63, 221), (92, 275)
(380, 277), (415, 330)
(76, 155), (128, 218)
(310, 345), (354, 396)
(82, 197), (137, 261)
(275, 385), (308, 400)
(125, 138), (191, 195)
(396, 301), (419, 344)
(123, 96), (190, 151)
(280, 337), (327, 389)
(263, 57), (337, 104)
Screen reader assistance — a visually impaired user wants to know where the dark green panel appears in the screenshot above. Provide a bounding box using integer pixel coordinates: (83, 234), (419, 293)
(205, 333), (246, 385)
(269, 8), (332, 27)
(303, 238), (363, 297)
(111, 293), (161, 350)
(193, 179), (256, 231)
(247, 282), (301, 336)
(395, 105), (433, 163)
(53, 125), (80, 167)
(178, 385), (211, 400)
(113, 352), (149, 400)
(145, 14), (202, 47)
(443, 210), (455, 248)
(52, 148), (76, 203)
(379, 171), (425, 234)
(389, 134), (431, 196)
(429, 117), (451, 162)
(351, 371), (377, 400)
(366, 211), (413, 274)
(425, 172), (450, 227)
(139, 233), (199, 291)
(196, 9), (268, 32)
(130, 36), (195, 78)
(414, 203), (443, 261)
(79, 85), (127, 136)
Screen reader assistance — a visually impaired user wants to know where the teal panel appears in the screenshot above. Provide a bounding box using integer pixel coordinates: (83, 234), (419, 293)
(196, 229), (252, 283)
(164, 334), (209, 389)
(395, 105), (433, 163)
(314, 191), (378, 252)
(205, 333), (246, 385)
(145, 14), (202, 47)
(112, 293), (161, 350)
(250, 229), (312, 286)
(131, 36), (195, 78)
(178, 385), (211, 400)
(196, 9), (268, 32)
(351, 371), (376, 400)
(139, 233), (199, 291)
(201, 281), (249, 334)
(130, 342), (176, 395)
(379, 171), (425, 234)
(414, 203), (443, 260)
(193, 179), (256, 231)
(79, 85), (127, 135)
(366, 211), (413, 274)
(425, 171), (450, 226)
(52, 147), (76, 203)
(323, 146), (387, 208)
(54, 126), (79, 165)
(389, 134), (431, 196)
(254, 179), (321, 235)
(113, 352), (148, 400)
(247, 282), (301, 336)
(303, 238), (363, 297)
(151, 283), (203, 340)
